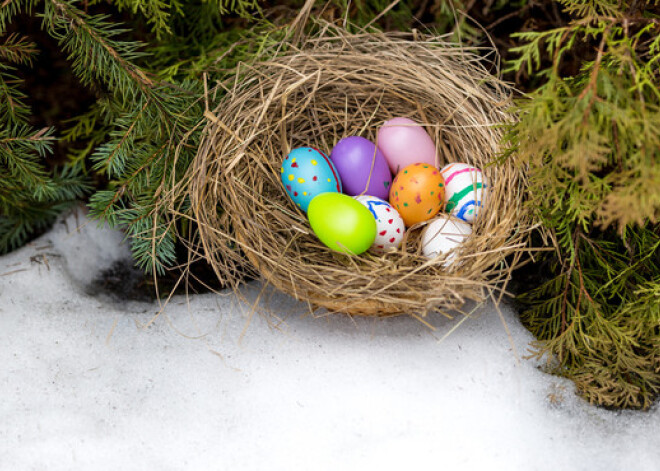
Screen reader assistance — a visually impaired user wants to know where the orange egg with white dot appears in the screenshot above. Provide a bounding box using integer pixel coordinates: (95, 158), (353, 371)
(389, 163), (445, 227)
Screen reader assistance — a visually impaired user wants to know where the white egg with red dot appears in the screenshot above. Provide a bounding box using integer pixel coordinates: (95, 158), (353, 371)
(354, 195), (406, 252)
(421, 214), (472, 267)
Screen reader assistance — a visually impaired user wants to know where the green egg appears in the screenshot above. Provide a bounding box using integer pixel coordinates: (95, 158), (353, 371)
(308, 193), (377, 255)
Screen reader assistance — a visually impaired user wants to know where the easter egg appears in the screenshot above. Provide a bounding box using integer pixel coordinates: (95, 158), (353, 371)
(329, 136), (392, 199)
(281, 147), (342, 212)
(421, 215), (472, 266)
(440, 163), (487, 223)
(308, 193), (377, 255)
(354, 195), (406, 252)
(377, 117), (437, 174)
(389, 163), (445, 227)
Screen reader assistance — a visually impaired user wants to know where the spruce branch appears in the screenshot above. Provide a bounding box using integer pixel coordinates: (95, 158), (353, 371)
(110, 0), (179, 38)
(0, 67), (31, 125)
(91, 98), (150, 175)
(0, 33), (38, 64)
(0, 126), (55, 192)
(43, 0), (155, 103)
(0, 0), (39, 34)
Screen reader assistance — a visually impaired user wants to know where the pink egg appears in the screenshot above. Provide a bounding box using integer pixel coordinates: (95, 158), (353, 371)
(376, 117), (437, 174)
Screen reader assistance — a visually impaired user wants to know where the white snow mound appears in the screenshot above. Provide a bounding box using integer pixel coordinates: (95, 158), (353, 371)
(1, 209), (659, 471)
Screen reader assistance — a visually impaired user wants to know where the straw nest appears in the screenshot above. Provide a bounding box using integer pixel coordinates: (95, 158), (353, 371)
(188, 24), (530, 318)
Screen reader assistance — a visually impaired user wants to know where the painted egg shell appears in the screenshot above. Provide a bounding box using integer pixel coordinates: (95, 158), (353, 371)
(421, 215), (472, 267)
(281, 147), (342, 212)
(440, 163), (487, 224)
(389, 163), (445, 227)
(329, 136), (392, 199)
(308, 193), (377, 255)
(354, 195), (406, 252)
(377, 117), (437, 174)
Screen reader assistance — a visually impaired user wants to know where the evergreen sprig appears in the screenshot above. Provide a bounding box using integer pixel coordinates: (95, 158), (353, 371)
(0, 0), (40, 33)
(110, 0), (179, 38)
(0, 24), (89, 253)
(0, 0), (209, 271)
(506, 0), (660, 408)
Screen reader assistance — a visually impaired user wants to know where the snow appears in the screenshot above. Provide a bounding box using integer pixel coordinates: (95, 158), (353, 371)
(1, 209), (659, 470)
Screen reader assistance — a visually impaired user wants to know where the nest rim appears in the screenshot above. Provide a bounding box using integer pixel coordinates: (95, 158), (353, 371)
(187, 24), (530, 318)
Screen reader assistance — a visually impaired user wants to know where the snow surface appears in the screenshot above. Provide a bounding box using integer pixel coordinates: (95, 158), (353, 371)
(1, 209), (659, 471)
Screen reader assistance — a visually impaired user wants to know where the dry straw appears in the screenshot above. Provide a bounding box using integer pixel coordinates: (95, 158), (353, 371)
(186, 22), (531, 318)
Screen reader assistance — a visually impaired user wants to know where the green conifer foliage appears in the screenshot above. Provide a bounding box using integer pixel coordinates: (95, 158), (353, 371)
(0, 0), (260, 269)
(0, 23), (89, 252)
(504, 0), (660, 408)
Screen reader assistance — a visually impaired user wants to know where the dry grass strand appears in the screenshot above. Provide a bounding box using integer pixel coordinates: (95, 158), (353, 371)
(185, 24), (531, 317)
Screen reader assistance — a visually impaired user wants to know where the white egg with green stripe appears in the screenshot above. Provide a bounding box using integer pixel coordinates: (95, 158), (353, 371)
(440, 162), (487, 224)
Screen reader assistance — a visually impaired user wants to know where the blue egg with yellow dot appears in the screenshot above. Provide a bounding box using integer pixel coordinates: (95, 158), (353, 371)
(281, 147), (342, 212)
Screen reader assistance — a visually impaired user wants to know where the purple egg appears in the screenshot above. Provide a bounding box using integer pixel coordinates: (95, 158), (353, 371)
(329, 136), (392, 199)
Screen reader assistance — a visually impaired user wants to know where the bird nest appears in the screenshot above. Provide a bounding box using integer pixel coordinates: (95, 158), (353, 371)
(187, 24), (530, 317)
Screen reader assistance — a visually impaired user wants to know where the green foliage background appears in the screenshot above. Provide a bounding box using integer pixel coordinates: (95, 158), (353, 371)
(503, 1), (660, 409)
(1, 0), (659, 408)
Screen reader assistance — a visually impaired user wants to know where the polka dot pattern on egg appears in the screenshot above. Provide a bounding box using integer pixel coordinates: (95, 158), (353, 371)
(354, 195), (406, 252)
(280, 147), (342, 212)
(389, 163), (445, 227)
